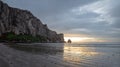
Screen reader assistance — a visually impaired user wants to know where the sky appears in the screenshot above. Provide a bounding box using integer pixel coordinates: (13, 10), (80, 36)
(2, 0), (120, 43)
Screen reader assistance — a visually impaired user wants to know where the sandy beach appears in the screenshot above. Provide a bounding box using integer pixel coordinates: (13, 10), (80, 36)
(0, 58), (9, 67)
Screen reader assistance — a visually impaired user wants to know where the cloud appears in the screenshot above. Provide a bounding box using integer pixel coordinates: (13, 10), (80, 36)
(3, 0), (98, 17)
(111, 19), (120, 28)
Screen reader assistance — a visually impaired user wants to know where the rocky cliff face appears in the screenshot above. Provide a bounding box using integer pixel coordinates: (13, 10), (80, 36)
(0, 1), (64, 43)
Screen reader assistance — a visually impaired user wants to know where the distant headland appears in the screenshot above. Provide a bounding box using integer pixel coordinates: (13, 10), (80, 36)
(0, 1), (64, 43)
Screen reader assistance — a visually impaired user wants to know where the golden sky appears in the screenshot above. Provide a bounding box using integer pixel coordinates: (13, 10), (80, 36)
(64, 34), (106, 43)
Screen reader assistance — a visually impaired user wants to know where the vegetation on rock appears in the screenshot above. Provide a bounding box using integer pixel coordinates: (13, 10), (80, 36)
(0, 32), (47, 43)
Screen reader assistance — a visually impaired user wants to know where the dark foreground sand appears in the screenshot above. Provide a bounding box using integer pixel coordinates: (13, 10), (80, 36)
(0, 43), (77, 67)
(0, 58), (9, 67)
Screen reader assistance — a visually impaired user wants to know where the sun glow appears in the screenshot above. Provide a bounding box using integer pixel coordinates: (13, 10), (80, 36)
(64, 37), (96, 43)
(64, 34), (105, 43)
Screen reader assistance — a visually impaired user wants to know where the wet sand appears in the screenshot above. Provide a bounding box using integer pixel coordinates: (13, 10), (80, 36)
(0, 43), (120, 67)
(0, 43), (77, 67)
(0, 58), (9, 67)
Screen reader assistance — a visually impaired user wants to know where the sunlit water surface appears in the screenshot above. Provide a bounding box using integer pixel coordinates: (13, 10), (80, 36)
(62, 43), (120, 67)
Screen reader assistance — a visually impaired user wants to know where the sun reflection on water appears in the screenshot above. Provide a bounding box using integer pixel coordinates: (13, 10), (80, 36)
(63, 44), (100, 63)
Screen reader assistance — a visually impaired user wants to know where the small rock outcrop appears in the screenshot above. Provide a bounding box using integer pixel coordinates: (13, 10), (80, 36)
(0, 1), (64, 43)
(67, 39), (72, 43)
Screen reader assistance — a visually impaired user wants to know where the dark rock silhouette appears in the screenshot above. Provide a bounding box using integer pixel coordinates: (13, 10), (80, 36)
(67, 39), (72, 43)
(0, 1), (64, 43)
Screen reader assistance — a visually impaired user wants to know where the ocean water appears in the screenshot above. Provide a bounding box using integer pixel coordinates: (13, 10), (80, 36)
(46, 43), (120, 67)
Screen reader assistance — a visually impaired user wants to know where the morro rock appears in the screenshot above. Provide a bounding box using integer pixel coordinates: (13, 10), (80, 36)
(0, 1), (64, 43)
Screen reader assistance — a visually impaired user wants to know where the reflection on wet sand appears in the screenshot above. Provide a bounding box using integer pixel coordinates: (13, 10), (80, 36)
(63, 44), (120, 67)
(5, 43), (64, 55)
(63, 44), (100, 64)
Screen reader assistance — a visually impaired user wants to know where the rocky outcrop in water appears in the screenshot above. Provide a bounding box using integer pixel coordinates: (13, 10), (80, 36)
(0, 1), (64, 43)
